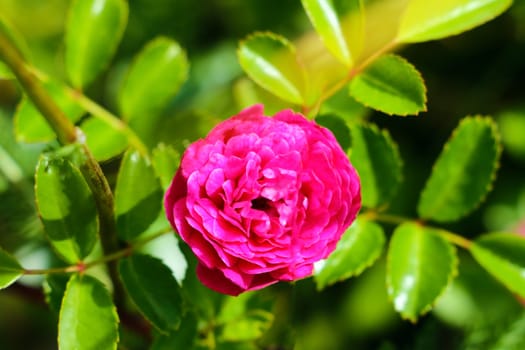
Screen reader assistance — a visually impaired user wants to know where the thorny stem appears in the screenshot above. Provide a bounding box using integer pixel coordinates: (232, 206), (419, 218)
(23, 227), (172, 276)
(0, 31), (123, 299)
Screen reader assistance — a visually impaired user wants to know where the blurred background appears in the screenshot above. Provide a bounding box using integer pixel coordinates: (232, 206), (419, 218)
(1, 0), (525, 349)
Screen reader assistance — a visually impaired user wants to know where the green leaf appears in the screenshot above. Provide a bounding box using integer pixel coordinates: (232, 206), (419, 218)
(152, 143), (180, 190)
(43, 273), (70, 314)
(498, 109), (525, 160)
(217, 293), (274, 342)
(316, 114), (351, 150)
(58, 274), (119, 350)
(81, 117), (128, 161)
(490, 312), (525, 350)
(119, 37), (188, 123)
(314, 217), (385, 290)
(471, 233), (525, 298)
(220, 310), (274, 342)
(151, 313), (198, 350)
(15, 79), (84, 143)
(119, 254), (184, 332)
(35, 155), (98, 262)
(238, 32), (306, 105)
(319, 88), (368, 123)
(65, 0), (128, 88)
(386, 222), (457, 321)
(418, 116), (501, 222)
(0, 246), (23, 289)
(114, 149), (162, 241)
(349, 123), (403, 208)
(397, 0), (513, 43)
(0, 62), (12, 79)
(349, 54), (427, 116)
(301, 0), (364, 66)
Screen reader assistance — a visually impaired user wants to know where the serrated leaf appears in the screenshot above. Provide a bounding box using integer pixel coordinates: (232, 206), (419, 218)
(316, 114), (351, 150)
(35, 155), (98, 262)
(418, 117), (500, 222)
(119, 37), (188, 123)
(397, 0), (512, 43)
(386, 222), (457, 321)
(0, 246), (23, 289)
(81, 117), (128, 161)
(349, 123), (402, 208)
(119, 254), (184, 332)
(15, 79), (84, 143)
(471, 233), (525, 298)
(59, 274), (119, 350)
(314, 217), (385, 289)
(238, 32), (306, 105)
(152, 144), (180, 190)
(114, 149), (162, 241)
(301, 0), (364, 66)
(65, 0), (128, 88)
(349, 54), (427, 116)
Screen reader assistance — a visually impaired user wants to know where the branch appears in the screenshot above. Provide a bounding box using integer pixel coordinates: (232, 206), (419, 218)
(0, 31), (124, 302)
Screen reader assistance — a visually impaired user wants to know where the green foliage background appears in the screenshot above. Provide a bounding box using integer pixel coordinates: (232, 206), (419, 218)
(1, 0), (525, 349)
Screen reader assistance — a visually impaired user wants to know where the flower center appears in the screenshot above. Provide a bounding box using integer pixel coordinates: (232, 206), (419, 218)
(251, 197), (271, 211)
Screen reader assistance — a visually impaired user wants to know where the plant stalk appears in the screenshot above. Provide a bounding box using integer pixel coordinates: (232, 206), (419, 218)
(0, 31), (124, 301)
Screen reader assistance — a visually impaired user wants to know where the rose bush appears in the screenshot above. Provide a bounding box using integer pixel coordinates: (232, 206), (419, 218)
(165, 105), (361, 295)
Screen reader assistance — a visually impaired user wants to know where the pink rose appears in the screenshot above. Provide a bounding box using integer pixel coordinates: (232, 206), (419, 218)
(164, 105), (361, 295)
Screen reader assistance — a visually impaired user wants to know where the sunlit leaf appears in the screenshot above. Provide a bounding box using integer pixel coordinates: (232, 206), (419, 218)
(314, 218), (385, 289)
(349, 123), (402, 208)
(15, 79), (84, 143)
(386, 222), (457, 321)
(119, 37), (189, 123)
(471, 233), (525, 298)
(301, 0), (364, 66)
(81, 117), (128, 161)
(65, 0), (128, 88)
(152, 144), (180, 190)
(418, 116), (501, 222)
(35, 154), (98, 262)
(114, 149), (162, 241)
(397, 0), (513, 43)
(58, 274), (119, 350)
(119, 254), (184, 332)
(238, 32), (306, 105)
(349, 54), (426, 116)
(0, 246), (23, 289)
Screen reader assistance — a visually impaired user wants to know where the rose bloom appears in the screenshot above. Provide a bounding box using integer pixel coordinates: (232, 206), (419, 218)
(165, 104), (361, 295)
